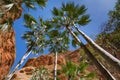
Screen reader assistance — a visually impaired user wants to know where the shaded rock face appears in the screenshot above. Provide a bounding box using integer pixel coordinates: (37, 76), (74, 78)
(24, 53), (66, 68)
(0, 28), (16, 80)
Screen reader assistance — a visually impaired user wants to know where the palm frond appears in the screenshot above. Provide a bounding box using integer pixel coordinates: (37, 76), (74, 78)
(47, 30), (59, 38)
(24, 1), (35, 9)
(82, 72), (96, 78)
(22, 31), (34, 39)
(62, 2), (75, 11)
(35, 0), (47, 7)
(78, 15), (91, 26)
(77, 5), (87, 15)
(52, 7), (63, 16)
(24, 14), (37, 28)
(24, 14), (37, 24)
(72, 39), (77, 48)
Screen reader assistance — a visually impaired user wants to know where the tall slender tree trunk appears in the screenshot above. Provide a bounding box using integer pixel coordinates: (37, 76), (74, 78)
(7, 45), (34, 80)
(66, 25), (116, 80)
(54, 51), (58, 80)
(74, 25), (120, 72)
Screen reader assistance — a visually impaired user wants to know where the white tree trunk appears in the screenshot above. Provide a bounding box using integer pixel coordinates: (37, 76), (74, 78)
(66, 26), (116, 80)
(54, 51), (58, 80)
(7, 45), (34, 80)
(74, 25), (120, 72)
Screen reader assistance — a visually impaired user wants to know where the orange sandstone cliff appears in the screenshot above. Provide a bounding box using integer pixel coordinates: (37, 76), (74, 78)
(0, 1), (22, 79)
(11, 49), (105, 80)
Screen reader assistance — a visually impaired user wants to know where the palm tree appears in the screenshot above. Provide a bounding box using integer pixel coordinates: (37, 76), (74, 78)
(7, 15), (47, 80)
(46, 29), (70, 80)
(73, 24), (120, 72)
(0, 0), (47, 80)
(66, 25), (115, 80)
(50, 2), (116, 80)
(16, 18), (70, 80)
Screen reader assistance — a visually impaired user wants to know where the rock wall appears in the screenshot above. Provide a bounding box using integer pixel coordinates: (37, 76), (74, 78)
(11, 49), (103, 80)
(0, 28), (16, 80)
(0, 1), (22, 79)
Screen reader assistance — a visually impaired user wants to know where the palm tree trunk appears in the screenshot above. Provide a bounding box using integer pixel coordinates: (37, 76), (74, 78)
(54, 51), (58, 80)
(66, 25), (116, 80)
(6, 44), (34, 80)
(74, 25), (120, 72)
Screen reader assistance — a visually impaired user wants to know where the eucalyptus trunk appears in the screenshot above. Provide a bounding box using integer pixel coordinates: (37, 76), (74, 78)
(74, 25), (120, 72)
(66, 25), (116, 80)
(54, 51), (58, 80)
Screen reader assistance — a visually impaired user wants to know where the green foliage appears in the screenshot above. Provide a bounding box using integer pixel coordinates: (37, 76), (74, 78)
(80, 72), (97, 80)
(97, 0), (120, 49)
(47, 30), (59, 38)
(24, 14), (37, 28)
(22, 17), (47, 54)
(78, 61), (88, 73)
(61, 2), (87, 20)
(30, 67), (49, 80)
(23, 16), (70, 54)
(47, 33), (69, 53)
(62, 61), (77, 80)
(72, 39), (78, 48)
(52, 2), (91, 26)
(48, 2), (91, 51)
(52, 7), (63, 16)
(35, 0), (47, 7)
(78, 15), (91, 26)
(62, 61), (96, 80)
(43, 20), (70, 53)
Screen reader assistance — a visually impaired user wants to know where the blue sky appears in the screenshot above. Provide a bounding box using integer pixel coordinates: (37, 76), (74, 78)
(11, 0), (116, 69)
